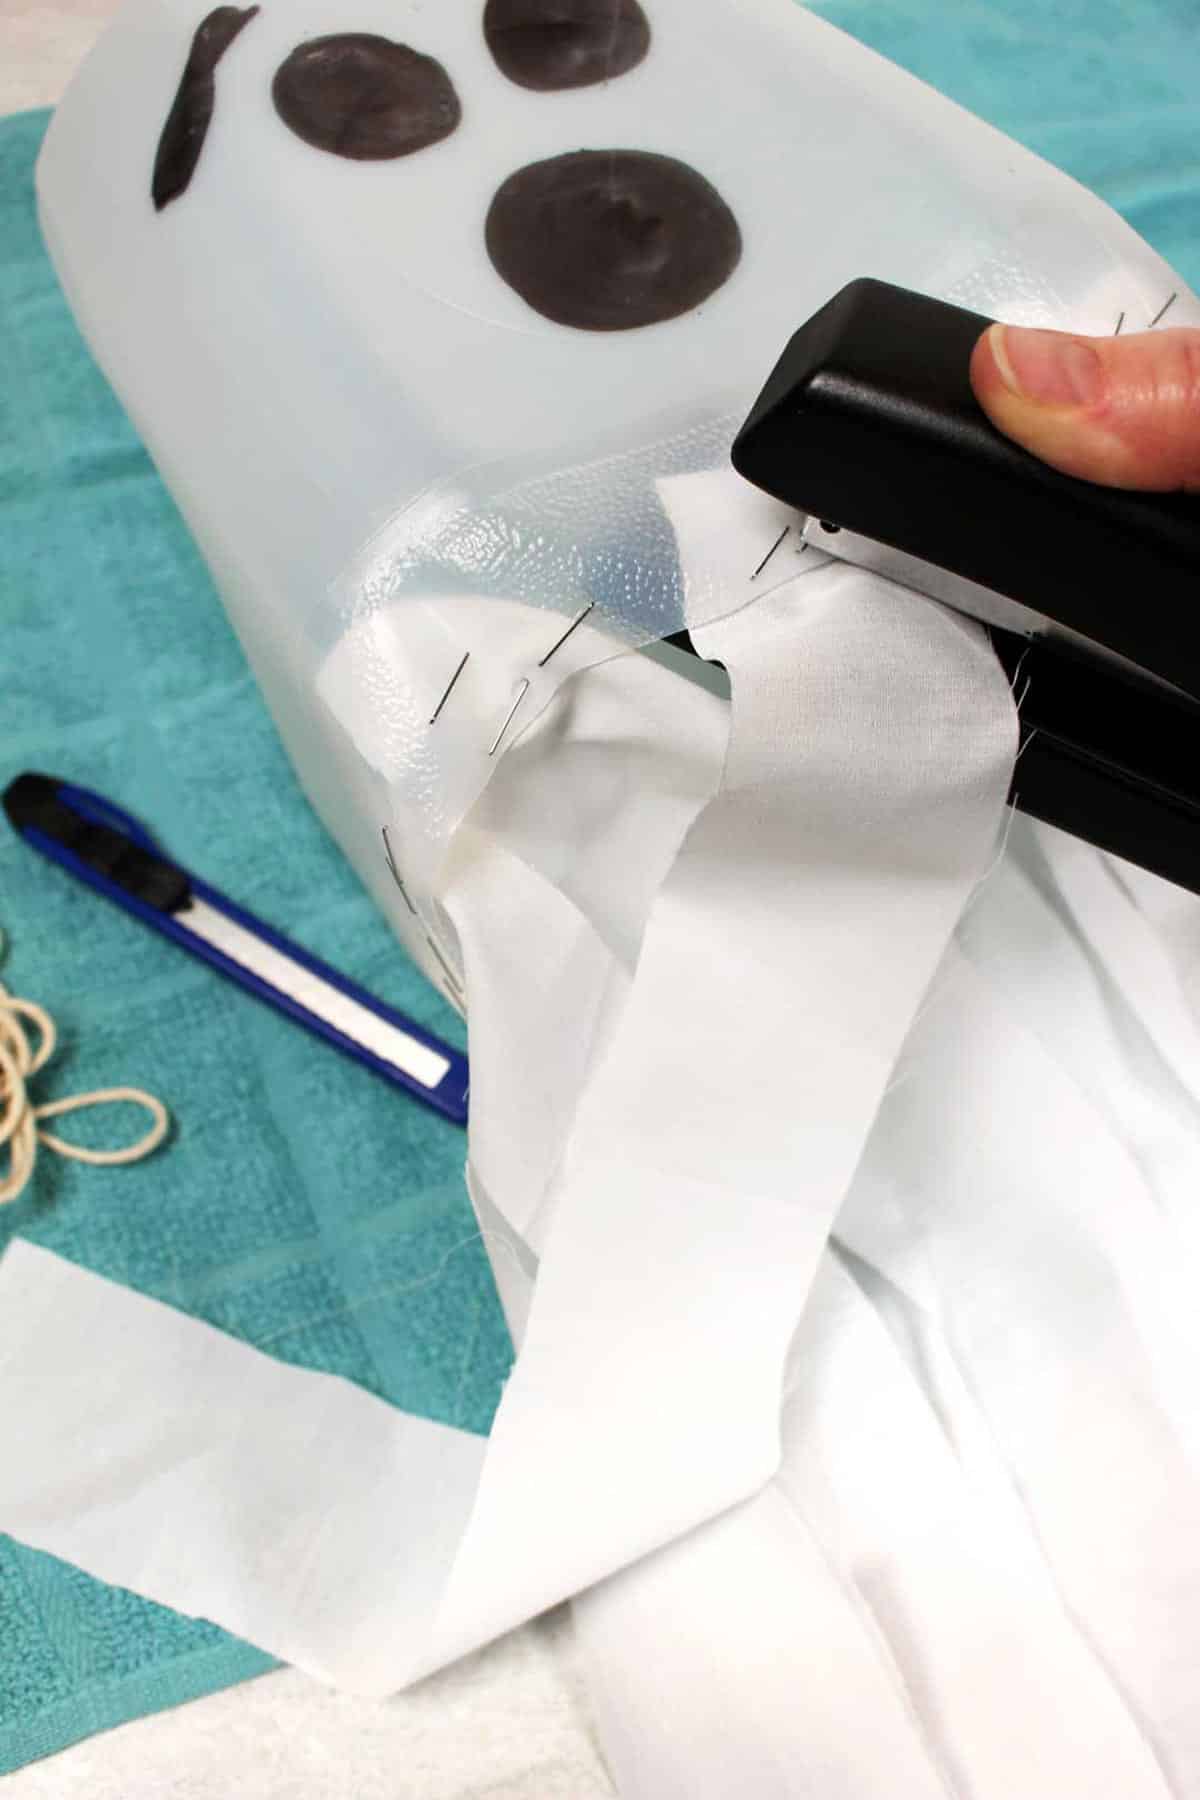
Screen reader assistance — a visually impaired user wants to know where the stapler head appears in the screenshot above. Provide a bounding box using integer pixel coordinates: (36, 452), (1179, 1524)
(731, 278), (1200, 895)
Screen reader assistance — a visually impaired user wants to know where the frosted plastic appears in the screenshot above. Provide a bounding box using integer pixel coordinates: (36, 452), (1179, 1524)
(36, 0), (1198, 946)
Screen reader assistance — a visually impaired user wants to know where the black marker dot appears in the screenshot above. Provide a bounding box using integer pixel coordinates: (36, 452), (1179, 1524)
(483, 0), (650, 92)
(272, 34), (461, 160)
(152, 4), (259, 211)
(485, 150), (741, 331)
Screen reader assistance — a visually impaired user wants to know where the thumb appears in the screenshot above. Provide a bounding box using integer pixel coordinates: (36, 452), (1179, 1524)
(969, 320), (1200, 492)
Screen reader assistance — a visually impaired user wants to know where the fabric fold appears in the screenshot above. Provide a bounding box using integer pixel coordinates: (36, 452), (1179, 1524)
(0, 569), (1016, 1696)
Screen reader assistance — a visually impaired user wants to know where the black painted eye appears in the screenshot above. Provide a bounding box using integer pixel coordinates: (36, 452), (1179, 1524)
(272, 35), (461, 161)
(485, 150), (742, 331)
(152, 5), (259, 210)
(151, 14), (461, 203)
(482, 0), (651, 92)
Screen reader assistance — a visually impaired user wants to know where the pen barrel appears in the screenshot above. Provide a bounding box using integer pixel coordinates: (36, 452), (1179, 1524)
(3, 774), (469, 1127)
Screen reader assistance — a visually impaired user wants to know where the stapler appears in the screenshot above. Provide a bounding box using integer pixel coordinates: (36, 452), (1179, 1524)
(730, 278), (1200, 896)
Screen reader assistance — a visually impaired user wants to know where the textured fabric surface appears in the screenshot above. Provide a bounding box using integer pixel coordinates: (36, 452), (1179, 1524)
(1, 0), (1198, 1775)
(0, 1621), (614, 1800)
(0, 104), (509, 1774)
(816, 0), (1200, 297)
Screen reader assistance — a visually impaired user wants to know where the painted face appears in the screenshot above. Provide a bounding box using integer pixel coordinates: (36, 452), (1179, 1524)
(152, 2), (744, 331)
(42, 0), (1186, 977)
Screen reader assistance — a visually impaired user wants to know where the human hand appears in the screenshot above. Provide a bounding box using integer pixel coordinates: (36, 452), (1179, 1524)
(970, 318), (1200, 492)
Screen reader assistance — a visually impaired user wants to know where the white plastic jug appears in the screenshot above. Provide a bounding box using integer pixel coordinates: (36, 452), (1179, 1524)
(37, 0), (1197, 963)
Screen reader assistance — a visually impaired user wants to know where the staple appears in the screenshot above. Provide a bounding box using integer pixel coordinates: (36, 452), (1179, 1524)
(999, 634), (1032, 701)
(381, 826), (418, 914)
(1149, 291), (1178, 328)
(489, 677), (531, 755)
(1012, 723), (1040, 769)
(1114, 311), (1125, 336)
(958, 777), (1022, 930)
(429, 651), (470, 724)
(425, 932), (463, 992)
(752, 525), (790, 579)
(878, 1062), (922, 1105)
(538, 602), (595, 668)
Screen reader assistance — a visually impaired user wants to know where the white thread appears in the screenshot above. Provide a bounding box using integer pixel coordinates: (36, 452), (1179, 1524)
(0, 929), (169, 1206)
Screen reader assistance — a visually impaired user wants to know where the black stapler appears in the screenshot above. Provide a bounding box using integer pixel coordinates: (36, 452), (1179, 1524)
(730, 278), (1200, 896)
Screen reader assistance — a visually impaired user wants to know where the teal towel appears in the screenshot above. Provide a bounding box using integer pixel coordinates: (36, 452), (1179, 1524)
(1, 0), (1198, 1769)
(816, 0), (1200, 298)
(0, 106), (510, 1775)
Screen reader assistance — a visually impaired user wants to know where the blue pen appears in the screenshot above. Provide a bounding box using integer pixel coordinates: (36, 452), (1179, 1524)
(2, 773), (469, 1127)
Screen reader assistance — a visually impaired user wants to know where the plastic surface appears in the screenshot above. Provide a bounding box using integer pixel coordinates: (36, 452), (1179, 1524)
(35, 0), (1200, 942)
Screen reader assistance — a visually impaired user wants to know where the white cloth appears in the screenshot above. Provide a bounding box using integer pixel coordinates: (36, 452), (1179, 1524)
(1, 1616), (612, 1800)
(575, 818), (1200, 1799)
(0, 553), (1017, 1707)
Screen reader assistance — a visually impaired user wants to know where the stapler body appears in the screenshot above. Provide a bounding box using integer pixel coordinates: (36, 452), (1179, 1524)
(731, 279), (1200, 896)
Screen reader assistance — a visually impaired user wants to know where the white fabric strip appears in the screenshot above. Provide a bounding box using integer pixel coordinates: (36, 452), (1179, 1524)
(576, 827), (1200, 1799)
(0, 1240), (487, 1687)
(1033, 823), (1200, 1112)
(576, 1248), (1174, 1800)
(441, 647), (729, 1254)
(1104, 851), (1200, 1033)
(775, 1250), (1175, 1800)
(428, 564), (1016, 1670)
(0, 563), (1015, 1699)
(841, 942), (1200, 1794)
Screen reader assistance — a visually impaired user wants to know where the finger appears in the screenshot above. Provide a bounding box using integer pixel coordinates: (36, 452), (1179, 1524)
(969, 321), (1200, 492)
